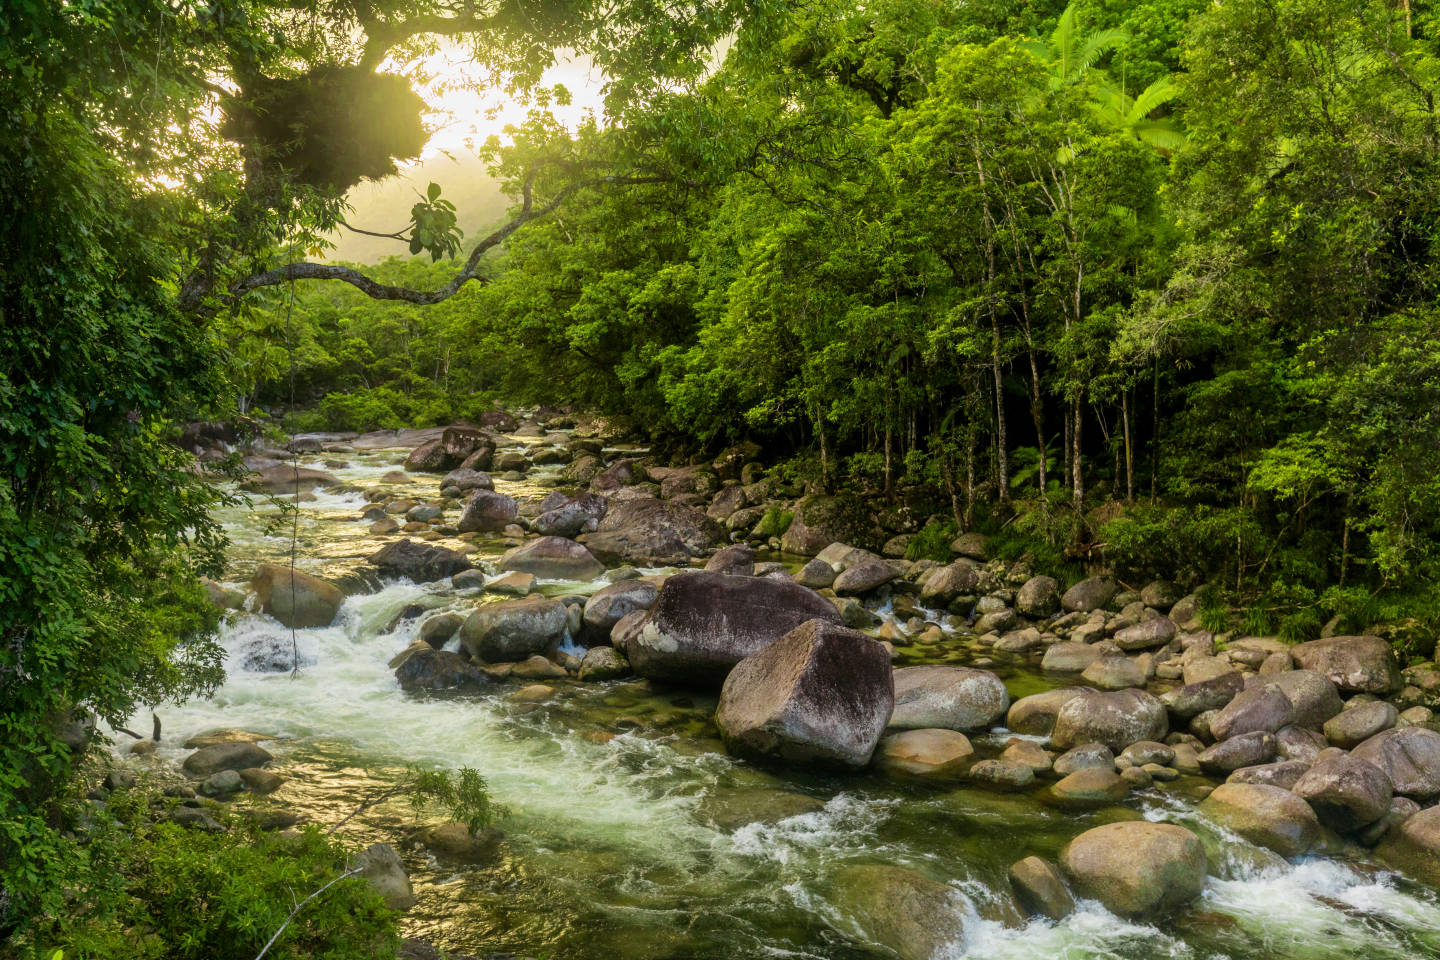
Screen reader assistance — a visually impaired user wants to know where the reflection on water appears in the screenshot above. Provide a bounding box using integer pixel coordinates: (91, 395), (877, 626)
(121, 441), (1440, 959)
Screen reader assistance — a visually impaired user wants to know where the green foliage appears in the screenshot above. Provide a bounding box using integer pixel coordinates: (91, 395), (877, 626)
(408, 766), (503, 836)
(21, 796), (396, 960)
(905, 519), (958, 562)
(754, 508), (794, 540)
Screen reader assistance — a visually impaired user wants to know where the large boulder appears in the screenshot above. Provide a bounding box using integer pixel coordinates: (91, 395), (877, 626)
(1050, 689), (1168, 752)
(499, 536), (604, 581)
(249, 563), (343, 629)
(1324, 701), (1397, 748)
(889, 666), (1009, 732)
(1291, 749), (1394, 831)
(833, 557), (898, 596)
(241, 465), (339, 496)
(625, 571), (841, 685)
(581, 578), (659, 642)
(1265, 670), (1344, 729)
(1015, 576), (1060, 619)
(460, 596), (568, 662)
(1061, 577), (1119, 613)
(1350, 727), (1440, 800)
(1113, 617), (1177, 651)
(918, 561), (979, 605)
(830, 864), (966, 960)
(394, 648), (491, 692)
(457, 489), (518, 533)
(182, 742), (273, 778)
(368, 539), (472, 583)
(1059, 822), (1207, 917)
(1290, 635), (1401, 694)
(1209, 683), (1293, 741)
(1375, 805), (1440, 885)
(404, 427), (492, 473)
(533, 493), (609, 537)
(583, 499), (723, 566)
(1199, 782), (1321, 857)
(715, 618), (893, 769)
(1198, 732), (1277, 774)
(356, 842), (416, 911)
(779, 495), (877, 554)
(1160, 671), (1245, 720)
(1006, 688), (1086, 736)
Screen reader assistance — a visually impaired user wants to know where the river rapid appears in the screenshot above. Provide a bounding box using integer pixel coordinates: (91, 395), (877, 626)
(119, 433), (1440, 960)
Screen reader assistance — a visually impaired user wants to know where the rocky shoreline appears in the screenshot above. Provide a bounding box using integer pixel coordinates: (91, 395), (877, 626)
(160, 410), (1440, 953)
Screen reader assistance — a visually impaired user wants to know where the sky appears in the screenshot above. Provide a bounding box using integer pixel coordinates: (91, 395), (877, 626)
(328, 46), (609, 262)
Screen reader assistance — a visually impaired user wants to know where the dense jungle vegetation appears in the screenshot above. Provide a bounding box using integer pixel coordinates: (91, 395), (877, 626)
(240, 0), (1440, 637)
(3, 0), (1439, 956)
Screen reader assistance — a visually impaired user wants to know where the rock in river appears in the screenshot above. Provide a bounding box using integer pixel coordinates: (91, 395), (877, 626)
(889, 665), (1009, 732)
(625, 571), (841, 686)
(583, 499), (723, 567)
(357, 842), (416, 910)
(1376, 805), (1440, 885)
(1049, 688), (1168, 752)
(1350, 726), (1440, 801)
(499, 535), (604, 581)
(830, 864), (966, 960)
(394, 648), (491, 692)
(460, 596), (568, 663)
(457, 489), (518, 533)
(581, 578), (659, 643)
(182, 741), (273, 778)
(1059, 822), (1207, 917)
(368, 539), (472, 583)
(249, 563), (343, 629)
(715, 618), (893, 769)
(1291, 748), (1394, 832)
(1200, 782), (1321, 858)
(874, 729), (974, 778)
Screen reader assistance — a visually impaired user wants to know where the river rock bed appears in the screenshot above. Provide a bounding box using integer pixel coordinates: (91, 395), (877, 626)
(108, 412), (1440, 959)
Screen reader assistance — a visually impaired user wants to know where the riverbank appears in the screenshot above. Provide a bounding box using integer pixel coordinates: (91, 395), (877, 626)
(101, 410), (1440, 959)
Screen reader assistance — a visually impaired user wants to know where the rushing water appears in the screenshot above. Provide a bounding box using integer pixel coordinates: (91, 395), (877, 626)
(118, 437), (1440, 960)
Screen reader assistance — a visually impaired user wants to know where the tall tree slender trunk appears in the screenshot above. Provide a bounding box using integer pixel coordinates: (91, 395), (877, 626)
(1072, 396), (1084, 510)
(1150, 356), (1160, 501)
(991, 315), (1008, 502)
(965, 424), (977, 529)
(1122, 386), (1134, 502)
(1026, 341), (1046, 496)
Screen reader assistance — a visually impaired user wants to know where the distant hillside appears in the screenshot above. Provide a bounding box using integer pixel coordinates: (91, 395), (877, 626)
(327, 153), (510, 264)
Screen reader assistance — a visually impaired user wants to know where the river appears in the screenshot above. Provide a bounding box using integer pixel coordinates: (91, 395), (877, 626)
(121, 434), (1440, 960)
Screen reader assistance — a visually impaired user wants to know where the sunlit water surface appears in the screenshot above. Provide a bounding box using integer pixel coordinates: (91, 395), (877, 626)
(120, 439), (1440, 960)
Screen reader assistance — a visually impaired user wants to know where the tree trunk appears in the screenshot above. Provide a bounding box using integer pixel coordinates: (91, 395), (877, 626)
(1027, 344), (1045, 495)
(965, 425), (977, 529)
(1122, 386), (1134, 502)
(992, 314), (1009, 502)
(1150, 356), (1160, 501)
(1071, 395), (1084, 510)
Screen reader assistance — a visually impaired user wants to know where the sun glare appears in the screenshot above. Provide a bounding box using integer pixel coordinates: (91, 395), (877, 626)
(399, 44), (608, 160)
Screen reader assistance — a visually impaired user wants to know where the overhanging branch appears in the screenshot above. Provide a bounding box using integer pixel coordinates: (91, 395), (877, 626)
(227, 174), (683, 306)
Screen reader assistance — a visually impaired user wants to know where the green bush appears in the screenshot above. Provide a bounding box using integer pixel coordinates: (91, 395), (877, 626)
(905, 518), (957, 562)
(22, 798), (398, 960)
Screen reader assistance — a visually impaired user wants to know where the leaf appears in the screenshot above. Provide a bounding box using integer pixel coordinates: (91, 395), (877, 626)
(427, 182), (441, 202)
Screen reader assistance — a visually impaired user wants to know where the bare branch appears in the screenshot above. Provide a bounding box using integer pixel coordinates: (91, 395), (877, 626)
(227, 174), (683, 306)
(253, 862), (364, 960)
